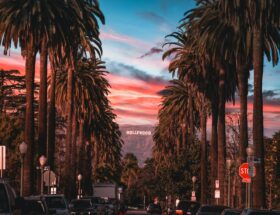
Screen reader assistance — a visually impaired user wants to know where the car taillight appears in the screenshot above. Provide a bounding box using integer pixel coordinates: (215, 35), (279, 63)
(176, 210), (183, 215)
(186, 212), (191, 215)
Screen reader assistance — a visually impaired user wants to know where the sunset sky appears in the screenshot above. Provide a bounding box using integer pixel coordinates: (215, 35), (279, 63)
(0, 0), (280, 137)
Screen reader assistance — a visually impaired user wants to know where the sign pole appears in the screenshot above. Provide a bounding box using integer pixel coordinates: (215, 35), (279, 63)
(0, 146), (6, 179)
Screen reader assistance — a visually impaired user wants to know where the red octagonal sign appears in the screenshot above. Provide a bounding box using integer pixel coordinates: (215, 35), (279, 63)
(239, 162), (256, 183)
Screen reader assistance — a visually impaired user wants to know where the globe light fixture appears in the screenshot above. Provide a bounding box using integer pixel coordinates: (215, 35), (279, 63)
(77, 174), (83, 199)
(19, 141), (28, 155)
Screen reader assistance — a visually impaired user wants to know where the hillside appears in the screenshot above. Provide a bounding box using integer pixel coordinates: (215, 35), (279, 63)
(119, 124), (155, 165)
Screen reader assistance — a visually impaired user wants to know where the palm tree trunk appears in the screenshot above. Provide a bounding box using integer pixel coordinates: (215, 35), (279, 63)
(0, 76), (4, 113)
(38, 38), (48, 157)
(24, 41), (36, 196)
(93, 137), (99, 180)
(71, 111), (77, 196)
(47, 58), (56, 170)
(189, 96), (194, 141)
(84, 142), (93, 195)
(176, 137), (180, 158)
(211, 100), (218, 204)
(200, 111), (207, 204)
(218, 67), (226, 205)
(64, 67), (74, 198)
(181, 123), (187, 149)
(237, 62), (249, 207)
(78, 121), (84, 173)
(252, 27), (265, 208)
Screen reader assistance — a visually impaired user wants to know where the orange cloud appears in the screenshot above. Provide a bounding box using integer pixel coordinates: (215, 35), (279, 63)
(2, 51), (280, 135)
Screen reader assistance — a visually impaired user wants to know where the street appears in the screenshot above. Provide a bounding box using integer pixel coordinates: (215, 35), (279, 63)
(127, 210), (147, 215)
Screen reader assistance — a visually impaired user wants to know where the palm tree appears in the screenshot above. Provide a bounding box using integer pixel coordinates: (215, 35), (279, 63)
(0, 0), (79, 195)
(163, 25), (220, 203)
(154, 75), (210, 203)
(216, 0), (280, 207)
(247, 1), (280, 207)
(47, 55), (64, 170)
(62, 0), (105, 198)
(180, 1), (239, 203)
(55, 58), (114, 196)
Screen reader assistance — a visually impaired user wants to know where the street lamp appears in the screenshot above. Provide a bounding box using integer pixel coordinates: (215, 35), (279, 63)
(39, 155), (47, 195)
(19, 141), (27, 196)
(191, 176), (197, 201)
(192, 176), (196, 191)
(77, 174), (82, 199)
(226, 158), (233, 207)
(246, 145), (255, 208)
(246, 145), (254, 157)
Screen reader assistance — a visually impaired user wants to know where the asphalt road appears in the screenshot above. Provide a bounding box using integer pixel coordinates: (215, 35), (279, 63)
(127, 210), (147, 215)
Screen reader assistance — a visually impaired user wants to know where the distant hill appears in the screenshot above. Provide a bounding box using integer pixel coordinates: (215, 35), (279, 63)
(119, 124), (155, 165)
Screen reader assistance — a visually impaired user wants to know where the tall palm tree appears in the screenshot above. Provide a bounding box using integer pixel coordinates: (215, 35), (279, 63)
(55, 58), (112, 196)
(216, 0), (280, 207)
(247, 1), (280, 207)
(0, 0), (79, 195)
(180, 1), (238, 203)
(163, 26), (217, 203)
(62, 0), (105, 198)
(154, 76), (209, 203)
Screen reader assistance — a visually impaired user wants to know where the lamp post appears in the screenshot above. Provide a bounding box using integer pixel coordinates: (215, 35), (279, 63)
(226, 158), (233, 207)
(19, 141), (27, 196)
(191, 176), (197, 201)
(246, 145), (254, 208)
(269, 174), (273, 209)
(77, 174), (82, 199)
(39, 155), (47, 195)
(192, 176), (196, 191)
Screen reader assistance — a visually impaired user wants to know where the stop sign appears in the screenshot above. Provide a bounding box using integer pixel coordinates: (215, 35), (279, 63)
(239, 162), (256, 183)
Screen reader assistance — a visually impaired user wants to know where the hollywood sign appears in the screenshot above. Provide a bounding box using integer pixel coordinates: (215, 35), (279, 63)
(126, 130), (152, 136)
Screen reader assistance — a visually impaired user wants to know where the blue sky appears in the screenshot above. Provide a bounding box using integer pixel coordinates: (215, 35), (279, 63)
(97, 0), (280, 136)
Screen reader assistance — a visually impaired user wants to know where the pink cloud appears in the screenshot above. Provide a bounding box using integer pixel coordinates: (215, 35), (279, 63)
(2, 51), (280, 134)
(100, 31), (151, 50)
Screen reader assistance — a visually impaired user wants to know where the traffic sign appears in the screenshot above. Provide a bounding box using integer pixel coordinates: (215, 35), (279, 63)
(215, 190), (220, 199)
(239, 162), (256, 183)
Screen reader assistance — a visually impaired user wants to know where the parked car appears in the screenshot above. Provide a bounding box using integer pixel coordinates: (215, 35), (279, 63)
(0, 179), (22, 215)
(103, 199), (118, 215)
(196, 205), (230, 215)
(23, 196), (49, 215)
(43, 194), (69, 215)
(82, 196), (106, 214)
(241, 209), (280, 215)
(175, 200), (200, 215)
(69, 199), (96, 215)
(222, 209), (242, 215)
(147, 203), (162, 215)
